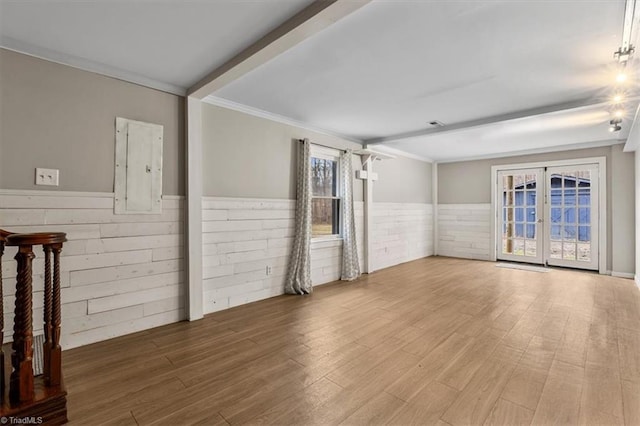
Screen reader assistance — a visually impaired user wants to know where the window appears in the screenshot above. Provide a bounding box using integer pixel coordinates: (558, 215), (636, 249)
(311, 147), (341, 239)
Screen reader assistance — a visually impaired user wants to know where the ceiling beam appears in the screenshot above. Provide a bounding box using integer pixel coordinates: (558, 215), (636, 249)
(365, 96), (622, 145)
(187, 0), (371, 99)
(621, 0), (638, 53)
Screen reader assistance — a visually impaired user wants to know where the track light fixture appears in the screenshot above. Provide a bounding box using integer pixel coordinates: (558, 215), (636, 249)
(614, 46), (635, 64)
(608, 0), (637, 133)
(609, 118), (623, 132)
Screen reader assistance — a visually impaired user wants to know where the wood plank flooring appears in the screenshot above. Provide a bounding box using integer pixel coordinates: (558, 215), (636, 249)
(63, 257), (640, 425)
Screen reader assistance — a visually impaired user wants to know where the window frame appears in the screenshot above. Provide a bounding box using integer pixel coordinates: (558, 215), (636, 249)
(310, 145), (343, 241)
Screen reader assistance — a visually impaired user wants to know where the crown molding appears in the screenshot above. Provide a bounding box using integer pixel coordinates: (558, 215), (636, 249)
(202, 95), (364, 145)
(1, 37), (186, 96)
(204, 96), (439, 163)
(364, 144), (433, 163)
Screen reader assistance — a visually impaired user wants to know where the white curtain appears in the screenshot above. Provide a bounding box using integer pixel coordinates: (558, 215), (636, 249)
(284, 139), (313, 294)
(340, 150), (361, 281)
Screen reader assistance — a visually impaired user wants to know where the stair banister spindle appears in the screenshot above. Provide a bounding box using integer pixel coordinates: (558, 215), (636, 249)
(10, 244), (35, 403)
(0, 229), (12, 399)
(49, 243), (63, 386)
(43, 245), (53, 384)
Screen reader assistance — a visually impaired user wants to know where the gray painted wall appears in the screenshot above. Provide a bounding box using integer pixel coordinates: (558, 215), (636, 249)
(438, 146), (616, 204)
(201, 104), (433, 203)
(374, 156), (432, 203)
(0, 49), (185, 195)
(437, 144), (635, 274)
(201, 104), (367, 200)
(611, 144), (635, 275)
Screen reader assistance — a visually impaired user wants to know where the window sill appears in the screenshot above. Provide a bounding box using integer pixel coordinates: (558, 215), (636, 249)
(311, 237), (343, 248)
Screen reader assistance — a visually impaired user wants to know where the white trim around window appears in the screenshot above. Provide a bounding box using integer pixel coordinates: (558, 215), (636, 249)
(310, 144), (343, 242)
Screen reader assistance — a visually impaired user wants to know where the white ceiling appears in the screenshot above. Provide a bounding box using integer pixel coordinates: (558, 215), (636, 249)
(0, 0), (314, 94)
(386, 103), (631, 162)
(1, 0), (638, 161)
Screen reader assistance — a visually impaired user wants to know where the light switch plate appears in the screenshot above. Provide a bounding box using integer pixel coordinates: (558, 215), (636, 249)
(35, 168), (59, 186)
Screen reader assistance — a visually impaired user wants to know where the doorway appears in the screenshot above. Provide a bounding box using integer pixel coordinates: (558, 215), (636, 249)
(493, 159), (604, 272)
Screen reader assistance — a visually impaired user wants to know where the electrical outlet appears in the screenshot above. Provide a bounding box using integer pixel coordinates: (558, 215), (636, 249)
(35, 168), (59, 186)
(266, 266), (272, 276)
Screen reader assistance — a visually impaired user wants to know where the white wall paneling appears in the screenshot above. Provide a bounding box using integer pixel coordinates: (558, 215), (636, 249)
(0, 189), (185, 349)
(201, 197), (430, 316)
(201, 197), (365, 314)
(437, 204), (492, 261)
(0, 190), (434, 350)
(371, 203), (433, 270)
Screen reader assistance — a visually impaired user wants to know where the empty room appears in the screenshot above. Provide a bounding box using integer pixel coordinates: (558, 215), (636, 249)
(1, 0), (640, 425)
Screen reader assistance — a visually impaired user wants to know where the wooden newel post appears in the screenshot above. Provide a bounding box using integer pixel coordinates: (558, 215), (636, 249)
(4, 232), (66, 404)
(10, 245), (35, 403)
(1, 231), (67, 423)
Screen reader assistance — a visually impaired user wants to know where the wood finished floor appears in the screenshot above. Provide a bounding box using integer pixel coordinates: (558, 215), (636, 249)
(64, 257), (640, 426)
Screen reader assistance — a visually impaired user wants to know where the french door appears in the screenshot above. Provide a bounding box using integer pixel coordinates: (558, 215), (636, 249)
(498, 168), (545, 264)
(545, 165), (599, 270)
(497, 164), (600, 270)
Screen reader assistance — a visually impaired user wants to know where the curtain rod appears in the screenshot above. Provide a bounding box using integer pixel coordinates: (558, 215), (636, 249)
(298, 138), (347, 153)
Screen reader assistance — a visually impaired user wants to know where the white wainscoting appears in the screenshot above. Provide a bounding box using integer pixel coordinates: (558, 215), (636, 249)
(0, 189), (185, 349)
(202, 197), (294, 314)
(438, 204), (492, 261)
(201, 197), (365, 314)
(201, 197), (431, 315)
(371, 203), (433, 271)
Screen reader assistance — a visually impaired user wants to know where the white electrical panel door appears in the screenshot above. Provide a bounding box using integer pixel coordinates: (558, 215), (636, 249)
(115, 117), (163, 214)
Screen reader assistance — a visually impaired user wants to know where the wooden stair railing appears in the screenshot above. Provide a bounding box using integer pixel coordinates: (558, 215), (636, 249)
(0, 229), (68, 425)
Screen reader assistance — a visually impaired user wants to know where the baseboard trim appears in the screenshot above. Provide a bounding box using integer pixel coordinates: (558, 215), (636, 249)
(611, 271), (635, 279)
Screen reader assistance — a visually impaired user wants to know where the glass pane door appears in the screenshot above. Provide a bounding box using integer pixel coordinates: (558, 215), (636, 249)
(545, 165), (599, 270)
(497, 168), (544, 264)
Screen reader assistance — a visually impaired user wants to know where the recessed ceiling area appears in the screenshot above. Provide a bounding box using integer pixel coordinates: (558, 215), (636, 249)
(379, 103), (635, 162)
(1, 0), (638, 162)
